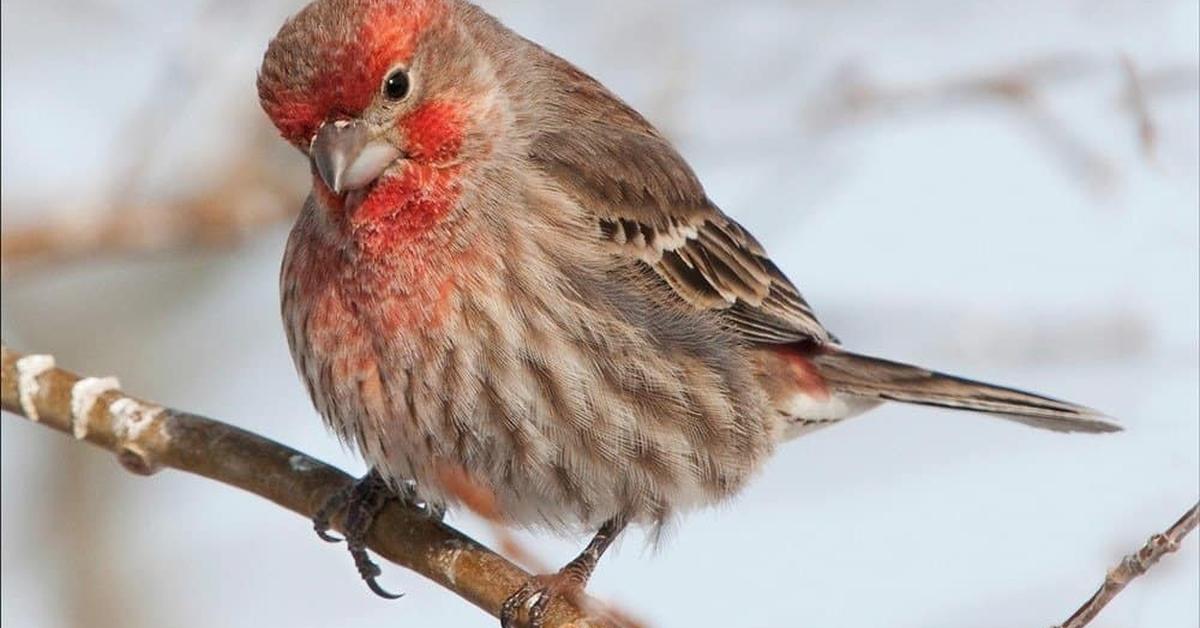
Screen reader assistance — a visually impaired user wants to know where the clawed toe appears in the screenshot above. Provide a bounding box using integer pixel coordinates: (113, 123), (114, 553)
(497, 518), (625, 627)
(315, 527), (344, 543)
(313, 481), (355, 543)
(499, 574), (582, 628)
(311, 470), (438, 600)
(350, 537), (404, 599)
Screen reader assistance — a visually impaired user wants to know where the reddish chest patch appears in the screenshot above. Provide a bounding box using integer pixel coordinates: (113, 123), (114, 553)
(286, 94), (473, 337)
(291, 224), (459, 341)
(292, 161), (474, 338)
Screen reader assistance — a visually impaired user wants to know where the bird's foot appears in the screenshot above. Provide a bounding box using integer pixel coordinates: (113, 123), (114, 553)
(312, 469), (444, 599)
(500, 571), (587, 628)
(499, 518), (624, 627)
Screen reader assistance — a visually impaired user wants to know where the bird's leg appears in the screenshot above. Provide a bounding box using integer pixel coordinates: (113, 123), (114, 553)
(500, 517), (627, 628)
(312, 468), (444, 599)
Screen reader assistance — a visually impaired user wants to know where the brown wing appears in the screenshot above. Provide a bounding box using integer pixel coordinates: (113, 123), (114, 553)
(526, 58), (833, 345)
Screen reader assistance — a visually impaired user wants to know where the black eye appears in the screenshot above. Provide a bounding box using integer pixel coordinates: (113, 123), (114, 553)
(382, 69), (410, 101)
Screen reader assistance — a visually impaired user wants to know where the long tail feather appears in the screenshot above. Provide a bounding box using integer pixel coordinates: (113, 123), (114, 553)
(810, 350), (1121, 433)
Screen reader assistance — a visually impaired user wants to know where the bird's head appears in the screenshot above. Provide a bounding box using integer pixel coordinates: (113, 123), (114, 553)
(258, 0), (504, 219)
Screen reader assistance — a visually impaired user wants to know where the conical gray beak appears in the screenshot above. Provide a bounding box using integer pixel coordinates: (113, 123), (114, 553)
(311, 120), (403, 194)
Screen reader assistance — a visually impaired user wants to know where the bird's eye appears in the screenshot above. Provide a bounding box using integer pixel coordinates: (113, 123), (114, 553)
(382, 69), (411, 101)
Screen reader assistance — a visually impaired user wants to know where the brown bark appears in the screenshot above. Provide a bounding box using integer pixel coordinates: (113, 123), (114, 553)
(0, 344), (612, 628)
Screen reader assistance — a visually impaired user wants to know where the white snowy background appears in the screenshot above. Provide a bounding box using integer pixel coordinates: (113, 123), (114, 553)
(2, 1), (1197, 627)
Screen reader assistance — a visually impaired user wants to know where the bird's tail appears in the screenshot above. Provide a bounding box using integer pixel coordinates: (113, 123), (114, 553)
(808, 349), (1121, 434)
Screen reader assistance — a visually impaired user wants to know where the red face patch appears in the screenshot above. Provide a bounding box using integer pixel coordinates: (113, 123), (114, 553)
(399, 100), (465, 164)
(259, 0), (445, 145)
(306, 98), (465, 226)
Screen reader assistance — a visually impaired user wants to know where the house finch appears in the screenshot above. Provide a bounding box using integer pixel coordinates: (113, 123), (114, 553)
(258, 0), (1119, 624)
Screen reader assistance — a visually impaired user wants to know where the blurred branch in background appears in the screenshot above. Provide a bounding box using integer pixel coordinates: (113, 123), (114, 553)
(0, 0), (306, 280)
(807, 54), (1200, 195)
(0, 345), (615, 628)
(0, 130), (304, 278)
(1118, 54), (1159, 164)
(1058, 503), (1200, 628)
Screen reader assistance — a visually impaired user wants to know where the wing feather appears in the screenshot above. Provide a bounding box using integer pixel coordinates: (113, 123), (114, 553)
(525, 50), (834, 345)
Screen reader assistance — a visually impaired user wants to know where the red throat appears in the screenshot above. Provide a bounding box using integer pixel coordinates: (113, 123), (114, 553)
(317, 100), (467, 245)
(301, 164), (467, 335)
(349, 164), (461, 247)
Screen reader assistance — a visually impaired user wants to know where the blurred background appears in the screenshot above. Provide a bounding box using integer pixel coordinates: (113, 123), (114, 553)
(2, 0), (1197, 626)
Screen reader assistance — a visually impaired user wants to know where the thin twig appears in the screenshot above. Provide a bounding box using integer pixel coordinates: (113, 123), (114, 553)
(0, 344), (611, 628)
(1119, 53), (1158, 163)
(1056, 502), (1200, 628)
(809, 55), (1199, 195)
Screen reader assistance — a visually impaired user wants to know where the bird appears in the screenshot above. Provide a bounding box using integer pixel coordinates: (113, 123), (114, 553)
(256, 0), (1120, 624)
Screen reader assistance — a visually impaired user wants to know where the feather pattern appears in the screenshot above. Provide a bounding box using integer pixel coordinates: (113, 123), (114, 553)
(522, 47), (833, 346)
(266, 0), (1117, 542)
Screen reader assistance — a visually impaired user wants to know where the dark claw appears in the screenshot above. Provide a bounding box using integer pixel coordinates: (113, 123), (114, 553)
(312, 469), (418, 600)
(351, 540), (404, 599)
(366, 576), (404, 600)
(315, 527), (344, 543)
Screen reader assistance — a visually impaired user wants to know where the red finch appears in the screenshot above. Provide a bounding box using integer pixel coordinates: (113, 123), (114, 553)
(258, 0), (1119, 624)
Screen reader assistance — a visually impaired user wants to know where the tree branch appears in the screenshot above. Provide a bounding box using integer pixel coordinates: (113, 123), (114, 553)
(1056, 502), (1200, 628)
(8, 337), (1194, 628)
(0, 344), (608, 628)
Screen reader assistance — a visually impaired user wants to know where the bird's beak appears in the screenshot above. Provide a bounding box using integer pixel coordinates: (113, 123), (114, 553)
(311, 120), (403, 194)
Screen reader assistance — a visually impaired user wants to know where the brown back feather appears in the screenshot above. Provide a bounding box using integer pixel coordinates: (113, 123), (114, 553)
(493, 33), (834, 346)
